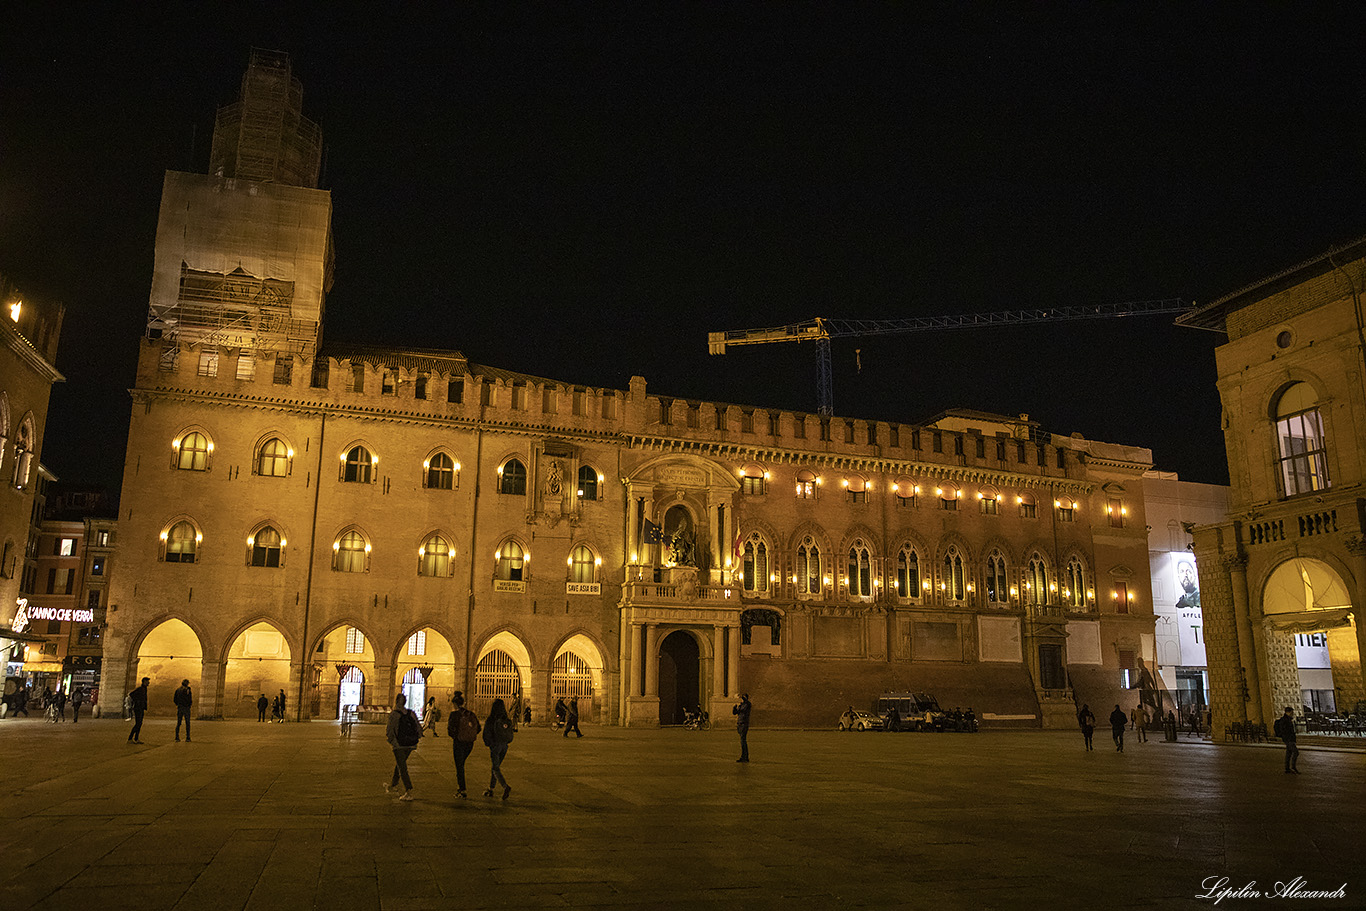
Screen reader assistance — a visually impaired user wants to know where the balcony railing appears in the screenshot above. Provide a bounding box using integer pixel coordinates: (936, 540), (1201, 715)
(622, 580), (740, 604)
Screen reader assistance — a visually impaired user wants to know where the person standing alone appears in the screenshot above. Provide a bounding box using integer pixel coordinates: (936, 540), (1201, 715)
(446, 691), (480, 798)
(1132, 703), (1148, 743)
(1077, 704), (1096, 751)
(71, 688), (84, 723)
(733, 693), (752, 762)
(257, 693), (269, 722)
(174, 679), (193, 741)
(127, 677), (149, 744)
(1109, 704), (1127, 752)
(1274, 706), (1300, 773)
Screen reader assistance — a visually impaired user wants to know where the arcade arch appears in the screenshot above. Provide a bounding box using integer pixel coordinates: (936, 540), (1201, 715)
(315, 623), (376, 720)
(222, 621), (293, 718)
(396, 626), (457, 717)
(1261, 557), (1360, 712)
(473, 632), (532, 717)
(132, 618), (203, 715)
(552, 634), (606, 724)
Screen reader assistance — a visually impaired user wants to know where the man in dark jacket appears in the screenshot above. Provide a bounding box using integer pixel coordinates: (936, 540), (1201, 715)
(128, 678), (149, 744)
(1274, 706), (1300, 773)
(257, 693), (269, 722)
(174, 679), (193, 741)
(1109, 704), (1127, 752)
(734, 693), (752, 762)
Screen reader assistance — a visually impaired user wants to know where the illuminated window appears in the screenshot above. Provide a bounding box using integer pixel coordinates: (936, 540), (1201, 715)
(1018, 493), (1037, 519)
(1056, 497), (1075, 522)
(256, 438), (290, 477)
(1274, 383), (1331, 497)
(235, 354), (255, 381)
(426, 453), (455, 490)
(795, 470), (816, 500)
(345, 627), (365, 654)
(342, 445), (373, 483)
(1064, 558), (1086, 607)
(741, 534), (768, 593)
(407, 630), (427, 656)
(496, 540), (525, 581)
(164, 521), (198, 564)
(175, 431), (210, 471)
(741, 465), (766, 496)
(979, 487), (1000, 516)
(847, 540), (872, 597)
(939, 484), (959, 511)
(943, 547), (965, 600)
(250, 526), (282, 567)
(1107, 497), (1125, 528)
(986, 551), (1008, 604)
(1114, 582), (1131, 614)
(334, 530), (368, 573)
(846, 476), (868, 504)
(894, 479), (918, 508)
(796, 537), (822, 596)
(499, 459), (527, 495)
(1027, 554), (1049, 606)
(197, 350), (218, 377)
(419, 534), (452, 577)
(893, 547), (919, 599)
(577, 465), (599, 501)
(570, 544), (596, 583)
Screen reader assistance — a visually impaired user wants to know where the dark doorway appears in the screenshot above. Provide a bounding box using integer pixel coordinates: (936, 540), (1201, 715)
(1038, 644), (1066, 690)
(658, 630), (700, 725)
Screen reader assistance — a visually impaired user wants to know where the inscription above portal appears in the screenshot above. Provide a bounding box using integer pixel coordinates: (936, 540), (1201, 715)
(659, 466), (708, 488)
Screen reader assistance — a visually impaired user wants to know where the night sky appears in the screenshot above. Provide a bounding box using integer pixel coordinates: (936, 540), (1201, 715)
(4, 5), (1366, 493)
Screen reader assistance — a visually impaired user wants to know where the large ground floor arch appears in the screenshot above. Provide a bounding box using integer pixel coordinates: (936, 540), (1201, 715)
(1261, 557), (1362, 715)
(222, 621), (293, 719)
(132, 619), (203, 716)
(552, 633), (606, 724)
(314, 624), (377, 720)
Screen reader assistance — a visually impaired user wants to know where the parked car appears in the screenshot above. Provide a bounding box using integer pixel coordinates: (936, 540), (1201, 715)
(877, 692), (949, 731)
(838, 708), (884, 731)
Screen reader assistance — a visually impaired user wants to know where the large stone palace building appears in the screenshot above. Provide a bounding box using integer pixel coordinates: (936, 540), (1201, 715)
(100, 52), (1157, 726)
(1181, 237), (1366, 734)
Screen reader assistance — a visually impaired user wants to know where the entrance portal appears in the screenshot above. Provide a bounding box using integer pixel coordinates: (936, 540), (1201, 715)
(659, 630), (700, 725)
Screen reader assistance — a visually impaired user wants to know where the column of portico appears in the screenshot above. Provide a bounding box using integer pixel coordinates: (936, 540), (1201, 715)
(98, 654), (131, 718)
(1346, 539), (1366, 707)
(374, 661), (396, 710)
(644, 624), (660, 697)
(199, 658), (223, 719)
(712, 626), (727, 698)
(1226, 556), (1263, 725)
(727, 625), (741, 696)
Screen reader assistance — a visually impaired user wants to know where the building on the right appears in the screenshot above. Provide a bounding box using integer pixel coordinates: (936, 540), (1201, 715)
(1178, 236), (1366, 734)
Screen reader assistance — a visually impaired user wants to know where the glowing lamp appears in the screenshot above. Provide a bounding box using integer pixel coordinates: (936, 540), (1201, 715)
(9, 300), (20, 322)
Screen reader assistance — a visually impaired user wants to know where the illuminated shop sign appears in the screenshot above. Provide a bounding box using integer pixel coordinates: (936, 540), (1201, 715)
(12, 599), (94, 627)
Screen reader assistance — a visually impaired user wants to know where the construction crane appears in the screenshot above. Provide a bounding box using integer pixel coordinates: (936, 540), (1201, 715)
(707, 298), (1193, 417)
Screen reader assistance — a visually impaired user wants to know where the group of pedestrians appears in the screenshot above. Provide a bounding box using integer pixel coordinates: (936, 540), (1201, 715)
(256, 690), (287, 722)
(1077, 703), (1142, 752)
(384, 691), (515, 802)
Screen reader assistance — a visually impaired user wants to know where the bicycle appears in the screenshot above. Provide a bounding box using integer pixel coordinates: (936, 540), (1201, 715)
(683, 709), (711, 731)
(45, 703), (59, 724)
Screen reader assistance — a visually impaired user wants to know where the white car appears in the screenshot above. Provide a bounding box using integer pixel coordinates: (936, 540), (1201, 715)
(838, 709), (884, 731)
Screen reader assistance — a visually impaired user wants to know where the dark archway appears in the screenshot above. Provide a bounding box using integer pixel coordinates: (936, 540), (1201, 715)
(658, 630), (700, 725)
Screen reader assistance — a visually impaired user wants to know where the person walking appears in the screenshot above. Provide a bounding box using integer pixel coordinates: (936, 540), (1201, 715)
(277, 689), (288, 722)
(554, 697), (567, 730)
(563, 697), (583, 738)
(1109, 704), (1127, 752)
(384, 693), (422, 801)
(71, 688), (84, 723)
(1274, 706), (1300, 773)
(55, 688), (67, 722)
(174, 679), (193, 742)
(446, 691), (480, 798)
(1077, 704), (1096, 751)
(1133, 703), (1148, 743)
(733, 693), (752, 762)
(482, 697), (514, 800)
(423, 697), (440, 738)
(127, 677), (149, 744)
(257, 693), (269, 722)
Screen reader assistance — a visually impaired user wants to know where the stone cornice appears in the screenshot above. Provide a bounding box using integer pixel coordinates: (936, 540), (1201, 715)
(1, 321), (63, 384)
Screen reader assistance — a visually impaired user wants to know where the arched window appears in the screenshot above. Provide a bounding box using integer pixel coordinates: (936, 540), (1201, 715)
(163, 521), (199, 563)
(938, 483), (960, 511)
(256, 438), (290, 477)
(796, 536), (822, 596)
(499, 459), (526, 495)
(1064, 557), (1086, 607)
(978, 487), (1000, 515)
(419, 533), (452, 577)
(894, 479), (919, 508)
(342, 445), (373, 483)
(985, 550), (1008, 605)
(795, 469), (817, 500)
(250, 525), (282, 567)
(334, 530), (369, 573)
(847, 539), (873, 597)
(739, 464), (766, 496)
(426, 452), (456, 490)
(896, 546), (920, 598)
(1026, 554), (1049, 606)
(174, 430), (210, 471)
(1274, 382), (1330, 496)
(741, 533), (768, 593)
(569, 544), (596, 583)
(577, 465), (600, 501)
(496, 540), (526, 581)
(1055, 496), (1076, 523)
(10, 418), (32, 489)
(1017, 492), (1037, 519)
(844, 475), (868, 504)
(942, 547), (965, 600)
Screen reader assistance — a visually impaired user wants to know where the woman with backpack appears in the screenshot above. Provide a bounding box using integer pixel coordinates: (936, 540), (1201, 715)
(384, 693), (423, 801)
(446, 691), (481, 799)
(482, 697), (514, 800)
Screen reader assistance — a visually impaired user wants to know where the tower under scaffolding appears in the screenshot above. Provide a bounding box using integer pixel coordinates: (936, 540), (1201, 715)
(147, 49), (333, 367)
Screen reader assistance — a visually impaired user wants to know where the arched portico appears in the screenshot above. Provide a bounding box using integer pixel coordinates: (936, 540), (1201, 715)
(130, 617), (204, 716)
(551, 632), (607, 724)
(1260, 557), (1361, 715)
(473, 630), (533, 717)
(221, 620), (294, 719)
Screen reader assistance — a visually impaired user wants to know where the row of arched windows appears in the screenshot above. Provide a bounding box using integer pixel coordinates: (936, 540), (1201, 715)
(157, 518), (603, 581)
(738, 531), (1093, 607)
(170, 431), (606, 500)
(0, 393), (35, 491)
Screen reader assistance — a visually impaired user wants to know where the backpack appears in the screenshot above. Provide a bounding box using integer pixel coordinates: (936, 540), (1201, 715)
(1273, 715), (1289, 740)
(396, 709), (422, 747)
(450, 709), (480, 743)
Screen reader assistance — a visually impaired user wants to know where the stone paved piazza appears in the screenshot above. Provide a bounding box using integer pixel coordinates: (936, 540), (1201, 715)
(1, 718), (1360, 910)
